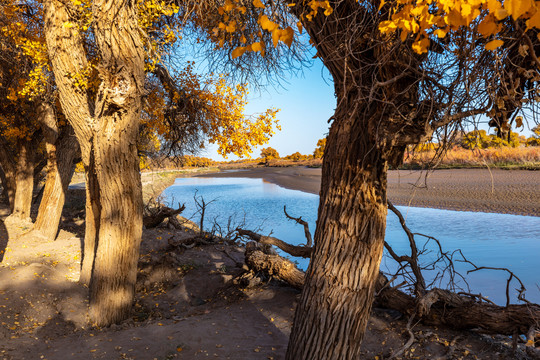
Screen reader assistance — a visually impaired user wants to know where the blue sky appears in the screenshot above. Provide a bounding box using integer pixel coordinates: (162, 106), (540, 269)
(202, 58), (336, 161)
(200, 57), (536, 161)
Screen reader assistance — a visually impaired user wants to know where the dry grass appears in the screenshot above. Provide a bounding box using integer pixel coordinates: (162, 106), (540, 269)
(404, 146), (540, 169)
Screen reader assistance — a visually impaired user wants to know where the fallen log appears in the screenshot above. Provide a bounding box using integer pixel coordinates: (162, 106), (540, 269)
(244, 242), (304, 289)
(374, 274), (540, 336)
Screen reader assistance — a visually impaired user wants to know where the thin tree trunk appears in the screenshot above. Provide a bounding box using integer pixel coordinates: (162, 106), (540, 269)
(33, 127), (79, 240)
(0, 139), (16, 211)
(10, 140), (36, 220)
(286, 101), (389, 360)
(0, 165), (14, 208)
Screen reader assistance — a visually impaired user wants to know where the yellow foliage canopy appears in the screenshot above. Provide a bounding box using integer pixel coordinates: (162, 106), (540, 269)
(379, 0), (540, 54)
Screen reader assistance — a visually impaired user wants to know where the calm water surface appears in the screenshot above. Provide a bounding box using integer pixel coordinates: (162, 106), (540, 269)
(163, 177), (540, 305)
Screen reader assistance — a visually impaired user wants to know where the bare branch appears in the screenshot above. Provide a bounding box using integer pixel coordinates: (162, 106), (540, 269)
(283, 205), (313, 247)
(236, 228), (312, 258)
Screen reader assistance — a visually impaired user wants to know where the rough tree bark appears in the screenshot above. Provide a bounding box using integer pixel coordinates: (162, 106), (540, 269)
(32, 104), (80, 240)
(44, 0), (146, 326)
(286, 101), (390, 360)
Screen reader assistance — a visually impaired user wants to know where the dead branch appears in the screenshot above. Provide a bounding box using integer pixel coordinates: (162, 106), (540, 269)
(193, 191), (217, 235)
(389, 313), (417, 359)
(457, 250), (529, 307)
(387, 200), (426, 296)
(283, 205), (313, 247)
(236, 228), (312, 258)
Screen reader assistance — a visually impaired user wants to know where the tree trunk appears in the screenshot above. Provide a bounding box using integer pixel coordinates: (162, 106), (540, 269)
(0, 165), (14, 209)
(32, 127), (79, 240)
(10, 140), (36, 220)
(286, 100), (389, 360)
(0, 139), (17, 211)
(44, 0), (146, 326)
(87, 127), (143, 326)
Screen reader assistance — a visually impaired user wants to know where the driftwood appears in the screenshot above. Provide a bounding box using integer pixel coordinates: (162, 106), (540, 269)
(143, 203), (185, 228)
(244, 242), (304, 289)
(374, 273), (540, 337)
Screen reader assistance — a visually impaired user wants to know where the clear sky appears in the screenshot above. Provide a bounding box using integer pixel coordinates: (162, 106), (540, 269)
(202, 58), (336, 161)
(200, 57), (536, 161)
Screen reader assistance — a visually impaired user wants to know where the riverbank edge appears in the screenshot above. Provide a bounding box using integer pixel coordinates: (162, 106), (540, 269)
(194, 166), (540, 217)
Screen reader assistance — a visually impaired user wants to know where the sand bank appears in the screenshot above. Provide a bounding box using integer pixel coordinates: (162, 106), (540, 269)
(198, 167), (540, 217)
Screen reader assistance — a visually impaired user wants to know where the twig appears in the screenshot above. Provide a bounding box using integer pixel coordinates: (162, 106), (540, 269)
(390, 312), (417, 359)
(283, 205), (313, 247)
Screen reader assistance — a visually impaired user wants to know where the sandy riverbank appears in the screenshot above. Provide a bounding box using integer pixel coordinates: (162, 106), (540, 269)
(198, 167), (540, 217)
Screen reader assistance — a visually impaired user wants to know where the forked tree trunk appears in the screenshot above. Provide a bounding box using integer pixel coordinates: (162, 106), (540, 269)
(44, 0), (146, 326)
(33, 127), (79, 240)
(286, 102), (389, 360)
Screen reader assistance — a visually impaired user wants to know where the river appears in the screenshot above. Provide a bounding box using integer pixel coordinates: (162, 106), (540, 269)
(162, 176), (540, 305)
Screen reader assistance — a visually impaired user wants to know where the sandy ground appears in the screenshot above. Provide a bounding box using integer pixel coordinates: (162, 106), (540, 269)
(0, 169), (538, 360)
(199, 167), (540, 217)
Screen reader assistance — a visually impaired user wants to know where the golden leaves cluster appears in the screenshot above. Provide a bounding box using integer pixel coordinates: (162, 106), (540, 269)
(142, 62), (280, 158)
(379, 0), (540, 54)
(212, 0), (332, 59)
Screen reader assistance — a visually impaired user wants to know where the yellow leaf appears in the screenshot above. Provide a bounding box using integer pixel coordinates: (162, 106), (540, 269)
(253, 0), (265, 9)
(412, 37), (430, 54)
(225, 21), (236, 33)
(251, 42), (264, 52)
(232, 46), (246, 59)
(280, 26), (294, 47)
(259, 15), (278, 32)
(223, 0), (234, 11)
(478, 15), (499, 36)
(504, 0), (534, 20)
(515, 116), (523, 127)
(433, 29), (447, 38)
(485, 39), (504, 50)
(378, 20), (397, 33)
(461, 3), (472, 17)
(493, 8), (509, 20)
(526, 9), (540, 29)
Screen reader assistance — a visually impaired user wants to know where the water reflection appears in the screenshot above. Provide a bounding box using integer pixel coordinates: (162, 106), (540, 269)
(163, 177), (540, 305)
